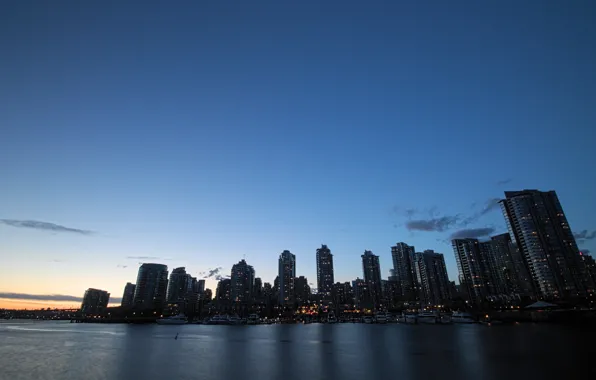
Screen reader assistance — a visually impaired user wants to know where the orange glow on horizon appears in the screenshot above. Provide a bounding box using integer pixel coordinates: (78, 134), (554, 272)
(0, 298), (120, 310)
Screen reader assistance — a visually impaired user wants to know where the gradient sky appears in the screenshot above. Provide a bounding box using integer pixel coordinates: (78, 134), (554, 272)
(1, 0), (595, 309)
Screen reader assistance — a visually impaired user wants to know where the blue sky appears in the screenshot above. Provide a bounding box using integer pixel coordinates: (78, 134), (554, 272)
(1, 0), (595, 305)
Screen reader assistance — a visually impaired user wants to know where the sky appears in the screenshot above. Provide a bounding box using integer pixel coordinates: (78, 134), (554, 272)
(1, 0), (596, 309)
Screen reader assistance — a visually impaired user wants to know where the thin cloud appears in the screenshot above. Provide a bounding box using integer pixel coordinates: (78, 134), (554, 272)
(214, 274), (230, 281)
(574, 230), (596, 240)
(580, 249), (591, 255)
(126, 256), (162, 260)
(406, 216), (459, 232)
(199, 267), (224, 279)
(116, 264), (128, 269)
(0, 219), (93, 235)
(497, 179), (512, 186)
(450, 227), (496, 240)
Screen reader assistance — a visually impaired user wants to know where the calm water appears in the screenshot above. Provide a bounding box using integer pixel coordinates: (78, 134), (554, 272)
(0, 320), (593, 380)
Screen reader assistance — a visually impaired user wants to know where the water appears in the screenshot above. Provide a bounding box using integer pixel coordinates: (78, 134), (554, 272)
(0, 321), (593, 380)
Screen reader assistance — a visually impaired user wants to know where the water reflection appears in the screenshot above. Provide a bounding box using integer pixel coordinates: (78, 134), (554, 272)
(1, 321), (594, 380)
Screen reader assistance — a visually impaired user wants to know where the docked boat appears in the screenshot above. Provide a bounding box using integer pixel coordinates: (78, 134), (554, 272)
(156, 314), (187, 325)
(207, 315), (231, 325)
(228, 315), (243, 325)
(417, 311), (438, 324)
(404, 313), (418, 324)
(247, 314), (260, 325)
(327, 312), (338, 324)
(375, 312), (387, 324)
(396, 314), (406, 323)
(452, 311), (476, 324)
(362, 316), (374, 324)
(439, 314), (453, 324)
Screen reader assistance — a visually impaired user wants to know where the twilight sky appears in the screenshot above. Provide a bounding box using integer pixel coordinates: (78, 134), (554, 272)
(1, 0), (595, 309)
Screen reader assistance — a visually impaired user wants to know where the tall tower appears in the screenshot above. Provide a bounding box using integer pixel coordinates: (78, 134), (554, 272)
(500, 190), (594, 300)
(121, 282), (136, 309)
(452, 239), (488, 304)
(278, 250), (296, 305)
(414, 250), (451, 306)
(230, 259), (255, 304)
(166, 267), (188, 305)
(361, 250), (383, 309)
(316, 244), (335, 301)
(391, 242), (417, 302)
(133, 263), (169, 310)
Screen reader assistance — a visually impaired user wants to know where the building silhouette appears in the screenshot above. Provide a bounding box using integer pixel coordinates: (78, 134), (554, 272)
(361, 250), (383, 309)
(500, 190), (594, 300)
(480, 233), (534, 299)
(278, 250), (296, 305)
(294, 276), (311, 305)
(391, 242), (418, 302)
(81, 288), (110, 315)
(166, 267), (189, 306)
(452, 239), (488, 304)
(230, 259), (255, 305)
(316, 244), (335, 301)
(133, 263), (169, 310)
(414, 250), (451, 306)
(216, 279), (232, 302)
(121, 282), (136, 309)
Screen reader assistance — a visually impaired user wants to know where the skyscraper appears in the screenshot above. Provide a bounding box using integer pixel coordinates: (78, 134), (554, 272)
(500, 190), (594, 299)
(481, 233), (534, 298)
(361, 250), (383, 308)
(352, 278), (372, 309)
(253, 277), (263, 302)
(414, 250), (451, 306)
(294, 276), (311, 305)
(230, 259), (255, 304)
(216, 279), (231, 302)
(81, 288), (110, 315)
(452, 239), (488, 304)
(278, 250), (296, 305)
(166, 267), (189, 305)
(316, 244), (334, 301)
(121, 282), (136, 309)
(133, 263), (169, 310)
(391, 242), (417, 302)
(195, 279), (206, 294)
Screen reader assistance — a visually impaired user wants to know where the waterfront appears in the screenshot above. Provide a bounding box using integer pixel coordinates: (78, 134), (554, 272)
(1, 321), (594, 380)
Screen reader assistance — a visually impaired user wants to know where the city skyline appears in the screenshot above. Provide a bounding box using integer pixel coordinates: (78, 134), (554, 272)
(2, 1), (596, 309)
(2, 187), (595, 310)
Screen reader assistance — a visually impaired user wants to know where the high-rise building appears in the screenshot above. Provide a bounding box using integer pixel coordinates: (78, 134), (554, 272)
(582, 254), (596, 286)
(278, 250), (296, 305)
(332, 282), (353, 306)
(216, 279), (231, 302)
(195, 279), (206, 294)
(230, 259), (255, 304)
(361, 250), (383, 308)
(253, 277), (263, 301)
(481, 234), (534, 298)
(316, 244), (335, 301)
(166, 267), (189, 305)
(203, 288), (213, 302)
(352, 278), (372, 309)
(452, 239), (488, 304)
(500, 190), (594, 299)
(294, 276), (311, 305)
(121, 282), (136, 309)
(414, 250), (451, 306)
(133, 263), (169, 310)
(391, 242), (418, 302)
(263, 282), (273, 303)
(81, 288), (110, 315)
